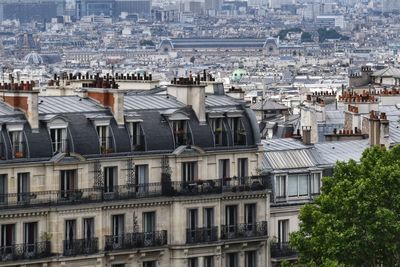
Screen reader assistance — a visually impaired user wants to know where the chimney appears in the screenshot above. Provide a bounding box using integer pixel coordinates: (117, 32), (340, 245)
(0, 82), (39, 132)
(369, 111), (380, 147)
(87, 88), (126, 127)
(167, 77), (206, 124)
(379, 112), (390, 148)
(302, 126), (312, 145)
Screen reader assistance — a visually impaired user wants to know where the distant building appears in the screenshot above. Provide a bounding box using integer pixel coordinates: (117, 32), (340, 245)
(382, 0), (400, 13)
(269, 0), (295, 9)
(0, 0), (64, 22)
(316, 15), (345, 29)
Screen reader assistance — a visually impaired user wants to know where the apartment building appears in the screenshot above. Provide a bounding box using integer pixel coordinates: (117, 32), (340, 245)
(0, 75), (270, 267)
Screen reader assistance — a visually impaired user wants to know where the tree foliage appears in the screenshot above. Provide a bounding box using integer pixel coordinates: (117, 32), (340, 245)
(290, 146), (400, 267)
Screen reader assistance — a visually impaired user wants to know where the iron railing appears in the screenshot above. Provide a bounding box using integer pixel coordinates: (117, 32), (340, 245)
(270, 242), (298, 259)
(0, 241), (51, 261)
(0, 176), (270, 209)
(63, 238), (98, 256)
(186, 227), (218, 244)
(104, 230), (167, 251)
(221, 221), (268, 240)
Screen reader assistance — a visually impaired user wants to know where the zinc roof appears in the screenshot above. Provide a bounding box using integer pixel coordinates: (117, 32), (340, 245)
(38, 96), (105, 114)
(124, 95), (185, 111)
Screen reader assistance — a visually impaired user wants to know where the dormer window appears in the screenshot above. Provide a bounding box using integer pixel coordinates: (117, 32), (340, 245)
(230, 117), (246, 146)
(9, 131), (24, 158)
(211, 118), (224, 146)
(96, 125), (112, 154)
(7, 124), (25, 159)
(45, 117), (69, 155)
(50, 128), (67, 154)
(128, 122), (144, 151)
(173, 120), (189, 146)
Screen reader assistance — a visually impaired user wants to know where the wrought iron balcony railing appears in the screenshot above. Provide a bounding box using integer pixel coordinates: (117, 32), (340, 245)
(0, 241), (51, 261)
(186, 227), (218, 244)
(104, 230), (167, 251)
(270, 242), (298, 259)
(63, 238), (98, 256)
(221, 221), (268, 240)
(0, 176), (270, 209)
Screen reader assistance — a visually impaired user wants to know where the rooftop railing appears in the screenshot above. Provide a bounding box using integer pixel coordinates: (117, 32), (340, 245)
(63, 238), (99, 257)
(270, 242), (298, 259)
(0, 241), (51, 262)
(104, 230), (167, 251)
(186, 227), (218, 244)
(0, 176), (270, 209)
(221, 221), (268, 240)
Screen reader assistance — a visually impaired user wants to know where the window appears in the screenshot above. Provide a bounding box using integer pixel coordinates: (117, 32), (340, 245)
(135, 165), (148, 193)
(143, 212), (156, 233)
(112, 264), (125, 267)
(245, 204), (256, 225)
(225, 205), (237, 235)
(245, 251), (257, 267)
(0, 174), (7, 203)
(211, 118), (223, 145)
(60, 170), (77, 198)
(288, 174), (309, 197)
(104, 167), (117, 193)
(128, 122), (143, 150)
(188, 258), (198, 267)
(231, 117), (246, 145)
(311, 173), (321, 195)
(83, 218), (95, 240)
(219, 159), (230, 179)
(237, 158), (248, 178)
(112, 214), (125, 239)
(96, 125), (111, 153)
(9, 131), (24, 158)
(65, 219), (76, 245)
(50, 128), (67, 154)
(1, 224), (15, 253)
(173, 120), (189, 146)
(204, 256), (214, 267)
(182, 162), (197, 183)
(17, 172), (30, 202)
(226, 253), (238, 267)
(204, 208), (214, 228)
(278, 219), (289, 243)
(187, 209), (198, 230)
(143, 261), (156, 267)
(275, 175), (286, 198)
(24, 222), (37, 252)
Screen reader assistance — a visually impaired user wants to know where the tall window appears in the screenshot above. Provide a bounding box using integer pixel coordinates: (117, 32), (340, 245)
(205, 256), (214, 267)
(143, 212), (156, 233)
(112, 215), (125, 242)
(128, 122), (142, 150)
(17, 172), (30, 202)
(173, 120), (189, 146)
(0, 174), (7, 203)
(65, 219), (76, 243)
(143, 262), (156, 267)
(182, 162), (197, 183)
(245, 204), (256, 225)
(231, 117), (246, 145)
(245, 251), (257, 267)
(211, 118), (223, 146)
(187, 209), (198, 230)
(275, 175), (286, 198)
(219, 159), (230, 179)
(225, 205), (237, 235)
(104, 167), (117, 193)
(9, 131), (24, 158)
(237, 158), (248, 178)
(50, 128), (67, 154)
(60, 170), (77, 198)
(311, 173), (321, 195)
(226, 253), (238, 267)
(1, 224), (15, 253)
(288, 174), (309, 197)
(135, 165), (148, 193)
(188, 258), (198, 267)
(204, 208), (214, 228)
(83, 218), (95, 240)
(24, 222), (37, 252)
(278, 219), (289, 243)
(96, 125), (111, 153)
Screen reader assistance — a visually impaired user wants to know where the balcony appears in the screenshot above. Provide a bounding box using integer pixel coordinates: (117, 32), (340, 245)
(221, 221), (268, 240)
(104, 230), (167, 251)
(0, 176), (270, 209)
(63, 238), (98, 257)
(271, 242), (298, 259)
(186, 227), (218, 244)
(0, 241), (51, 261)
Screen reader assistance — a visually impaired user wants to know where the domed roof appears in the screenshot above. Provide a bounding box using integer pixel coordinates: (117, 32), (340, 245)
(231, 68), (248, 82)
(23, 51), (43, 65)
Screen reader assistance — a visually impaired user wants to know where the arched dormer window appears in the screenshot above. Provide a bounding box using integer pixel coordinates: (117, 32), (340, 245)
(7, 122), (26, 159)
(163, 110), (192, 148)
(43, 116), (69, 155)
(87, 115), (113, 154)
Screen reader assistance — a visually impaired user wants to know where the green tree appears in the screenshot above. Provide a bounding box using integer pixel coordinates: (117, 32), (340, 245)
(290, 146), (400, 267)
